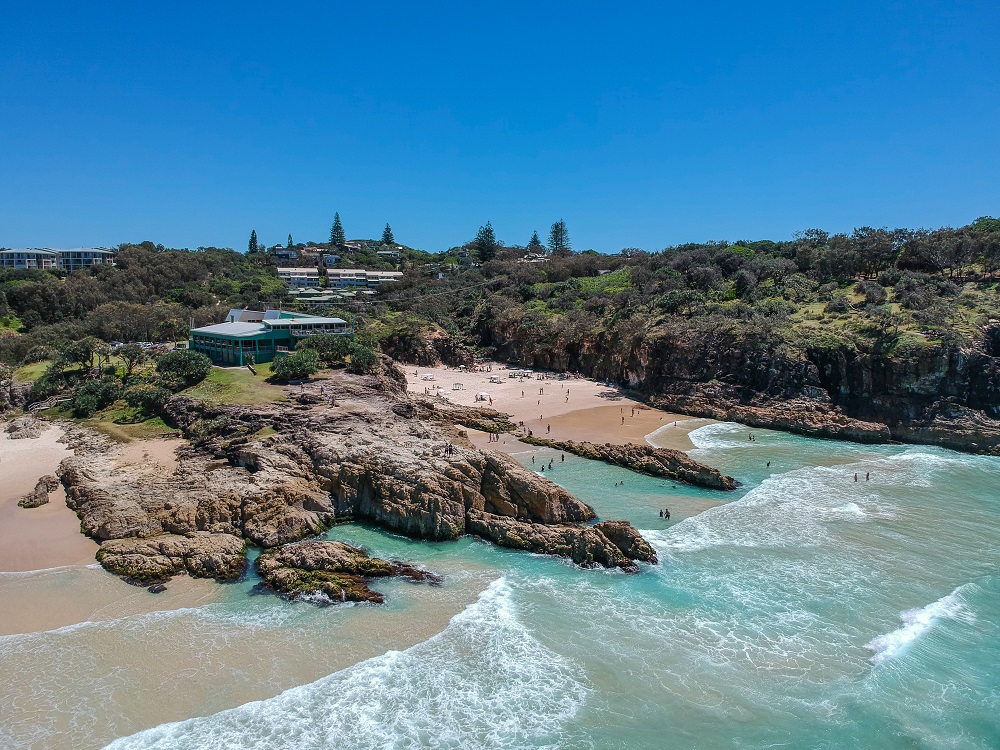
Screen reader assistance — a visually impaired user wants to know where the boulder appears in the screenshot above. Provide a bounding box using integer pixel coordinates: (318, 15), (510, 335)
(255, 540), (440, 604)
(96, 532), (246, 585)
(18, 474), (61, 508)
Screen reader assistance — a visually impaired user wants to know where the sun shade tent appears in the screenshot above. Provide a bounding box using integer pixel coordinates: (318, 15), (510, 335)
(453, 382), (465, 390)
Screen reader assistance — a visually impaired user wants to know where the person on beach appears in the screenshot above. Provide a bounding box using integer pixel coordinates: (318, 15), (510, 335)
(659, 509), (663, 518)
(854, 473), (858, 482)
(561, 453), (564, 461)
(621, 416), (625, 425)
(665, 508), (670, 520)
(522, 391), (524, 398)
(547, 424), (551, 434)
(489, 397), (492, 405)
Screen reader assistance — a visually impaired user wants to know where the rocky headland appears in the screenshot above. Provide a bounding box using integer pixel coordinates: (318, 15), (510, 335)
(53, 361), (710, 596)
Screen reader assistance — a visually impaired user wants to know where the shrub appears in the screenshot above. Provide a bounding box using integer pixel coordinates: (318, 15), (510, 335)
(124, 384), (171, 415)
(70, 379), (121, 417)
(271, 348), (320, 382)
(156, 349), (212, 390)
(20, 345), (54, 365)
(294, 334), (354, 365)
(347, 345), (379, 374)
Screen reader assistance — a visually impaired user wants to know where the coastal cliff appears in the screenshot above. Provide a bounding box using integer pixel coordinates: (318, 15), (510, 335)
(475, 322), (1000, 455)
(56, 367), (687, 588)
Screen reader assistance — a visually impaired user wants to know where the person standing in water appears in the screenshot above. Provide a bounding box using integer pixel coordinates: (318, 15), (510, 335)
(854, 473), (858, 482)
(664, 508), (671, 520)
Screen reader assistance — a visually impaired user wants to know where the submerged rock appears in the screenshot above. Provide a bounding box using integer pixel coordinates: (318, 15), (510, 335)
(18, 474), (61, 508)
(255, 540), (440, 604)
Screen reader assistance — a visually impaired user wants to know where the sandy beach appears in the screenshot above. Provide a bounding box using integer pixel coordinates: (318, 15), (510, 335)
(405, 363), (714, 453)
(0, 424), (97, 572)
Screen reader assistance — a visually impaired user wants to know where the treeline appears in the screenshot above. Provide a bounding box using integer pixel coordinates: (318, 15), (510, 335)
(0, 243), (287, 364)
(372, 216), (1000, 362)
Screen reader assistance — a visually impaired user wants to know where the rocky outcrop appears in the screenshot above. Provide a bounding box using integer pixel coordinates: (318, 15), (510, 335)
(255, 540), (440, 604)
(57, 370), (661, 587)
(520, 437), (737, 489)
(5, 416), (49, 439)
(466, 511), (657, 573)
(95, 533), (246, 585)
(18, 474), (60, 508)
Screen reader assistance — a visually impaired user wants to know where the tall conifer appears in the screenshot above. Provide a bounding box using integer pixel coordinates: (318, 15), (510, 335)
(330, 213), (346, 247)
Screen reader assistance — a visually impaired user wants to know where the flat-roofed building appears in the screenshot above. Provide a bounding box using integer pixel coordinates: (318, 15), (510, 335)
(326, 268), (403, 289)
(189, 309), (351, 366)
(277, 267), (321, 288)
(0, 247), (116, 271)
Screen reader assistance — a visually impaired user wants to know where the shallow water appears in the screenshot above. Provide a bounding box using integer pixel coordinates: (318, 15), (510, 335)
(2, 422), (998, 749)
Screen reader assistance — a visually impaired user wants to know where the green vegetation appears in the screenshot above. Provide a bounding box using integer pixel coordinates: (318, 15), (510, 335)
(330, 212), (346, 248)
(182, 363), (287, 405)
(270, 349), (320, 382)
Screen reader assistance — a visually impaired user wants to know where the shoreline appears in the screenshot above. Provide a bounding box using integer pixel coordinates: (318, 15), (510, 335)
(405, 362), (717, 454)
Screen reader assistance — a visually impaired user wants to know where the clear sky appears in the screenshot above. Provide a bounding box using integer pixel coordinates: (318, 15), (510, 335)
(2, 1), (998, 253)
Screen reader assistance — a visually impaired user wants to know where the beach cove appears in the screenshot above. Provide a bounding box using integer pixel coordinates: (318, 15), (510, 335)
(0, 368), (997, 749)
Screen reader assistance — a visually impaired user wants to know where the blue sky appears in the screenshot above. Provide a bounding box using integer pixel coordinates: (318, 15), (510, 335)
(1, 1), (998, 253)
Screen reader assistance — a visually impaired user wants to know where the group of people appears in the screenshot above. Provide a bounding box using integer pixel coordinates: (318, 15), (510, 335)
(486, 432), (503, 443)
(659, 508), (671, 519)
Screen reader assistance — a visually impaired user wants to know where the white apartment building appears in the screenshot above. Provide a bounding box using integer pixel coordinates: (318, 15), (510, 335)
(326, 269), (403, 289)
(0, 248), (116, 272)
(277, 267), (321, 288)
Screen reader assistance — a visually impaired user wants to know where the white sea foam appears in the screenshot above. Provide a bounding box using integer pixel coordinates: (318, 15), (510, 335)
(103, 577), (590, 750)
(686, 422), (751, 453)
(866, 584), (975, 665)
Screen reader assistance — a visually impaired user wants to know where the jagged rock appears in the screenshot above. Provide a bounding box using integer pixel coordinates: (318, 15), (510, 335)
(5, 416), (49, 439)
(96, 532), (246, 585)
(520, 437), (737, 490)
(466, 510), (656, 572)
(57, 372), (662, 584)
(18, 474), (60, 508)
(255, 540), (440, 604)
(593, 520), (658, 564)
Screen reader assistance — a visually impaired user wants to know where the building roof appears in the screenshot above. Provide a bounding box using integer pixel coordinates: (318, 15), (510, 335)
(191, 321), (268, 337)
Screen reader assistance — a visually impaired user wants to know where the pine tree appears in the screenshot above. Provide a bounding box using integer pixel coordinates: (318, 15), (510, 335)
(381, 223), (395, 245)
(548, 220), (571, 256)
(474, 221), (498, 262)
(287, 234), (293, 249)
(527, 230), (544, 253)
(330, 212), (346, 247)
(248, 229), (259, 254)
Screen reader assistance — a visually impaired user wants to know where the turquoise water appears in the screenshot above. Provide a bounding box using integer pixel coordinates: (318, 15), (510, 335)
(4, 423), (1000, 749)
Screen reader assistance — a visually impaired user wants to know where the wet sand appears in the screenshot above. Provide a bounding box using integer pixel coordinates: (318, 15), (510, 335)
(0, 425), (97, 572)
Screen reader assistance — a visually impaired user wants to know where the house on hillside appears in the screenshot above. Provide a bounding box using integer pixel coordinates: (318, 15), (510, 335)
(189, 309), (351, 366)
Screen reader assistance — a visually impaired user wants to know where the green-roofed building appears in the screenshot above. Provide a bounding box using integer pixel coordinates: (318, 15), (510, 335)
(189, 309), (351, 366)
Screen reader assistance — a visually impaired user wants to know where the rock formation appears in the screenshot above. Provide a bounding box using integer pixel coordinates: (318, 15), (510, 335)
(519, 437), (737, 490)
(95, 533), (246, 585)
(255, 540), (440, 604)
(18, 474), (60, 508)
(56, 366), (663, 590)
(5, 416), (49, 439)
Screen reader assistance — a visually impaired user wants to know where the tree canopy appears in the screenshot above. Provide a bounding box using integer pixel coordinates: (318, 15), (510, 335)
(548, 220), (571, 257)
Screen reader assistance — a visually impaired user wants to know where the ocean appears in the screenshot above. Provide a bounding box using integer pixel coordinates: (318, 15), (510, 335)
(2, 422), (998, 749)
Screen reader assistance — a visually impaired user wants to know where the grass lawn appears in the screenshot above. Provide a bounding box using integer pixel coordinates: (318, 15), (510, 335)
(82, 415), (177, 442)
(13, 360), (52, 382)
(182, 363), (287, 405)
